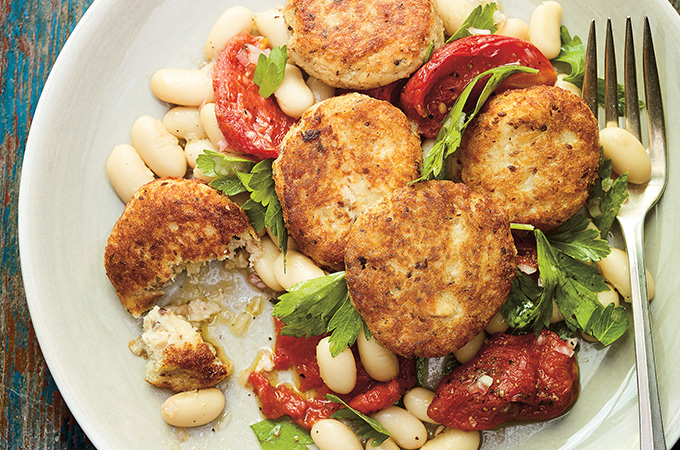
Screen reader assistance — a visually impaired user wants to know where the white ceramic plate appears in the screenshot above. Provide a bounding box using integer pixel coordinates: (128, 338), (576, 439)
(19, 0), (680, 448)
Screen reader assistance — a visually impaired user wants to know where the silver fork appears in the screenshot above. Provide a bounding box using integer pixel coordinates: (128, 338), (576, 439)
(583, 17), (668, 449)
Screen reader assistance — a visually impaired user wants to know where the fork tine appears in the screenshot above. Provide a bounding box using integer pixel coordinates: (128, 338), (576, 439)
(582, 20), (598, 116)
(643, 16), (668, 187)
(625, 17), (642, 141)
(604, 19), (619, 126)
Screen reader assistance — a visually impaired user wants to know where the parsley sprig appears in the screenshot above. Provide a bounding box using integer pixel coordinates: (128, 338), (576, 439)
(253, 45), (288, 98)
(196, 150), (288, 254)
(415, 64), (538, 182)
(502, 216), (629, 345)
(587, 149), (629, 237)
(327, 395), (392, 446)
(273, 272), (364, 356)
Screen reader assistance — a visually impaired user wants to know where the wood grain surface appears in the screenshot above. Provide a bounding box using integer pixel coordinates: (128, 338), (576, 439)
(1, 1), (679, 449)
(1, 1), (95, 448)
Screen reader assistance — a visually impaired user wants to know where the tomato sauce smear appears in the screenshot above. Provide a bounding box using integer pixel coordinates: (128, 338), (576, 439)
(428, 330), (579, 430)
(212, 33), (295, 160)
(248, 319), (416, 430)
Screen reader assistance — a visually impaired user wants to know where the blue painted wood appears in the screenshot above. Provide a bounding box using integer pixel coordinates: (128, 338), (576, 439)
(1, 1), (679, 449)
(1, 1), (95, 448)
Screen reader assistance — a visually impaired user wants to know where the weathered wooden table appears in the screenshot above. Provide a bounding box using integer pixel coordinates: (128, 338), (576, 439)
(2, 1), (680, 449)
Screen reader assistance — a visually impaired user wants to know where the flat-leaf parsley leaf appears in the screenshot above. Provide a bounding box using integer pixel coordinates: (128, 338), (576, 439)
(250, 417), (313, 450)
(273, 272), (365, 356)
(253, 45), (287, 98)
(196, 151), (288, 254)
(447, 3), (499, 42)
(327, 394), (391, 445)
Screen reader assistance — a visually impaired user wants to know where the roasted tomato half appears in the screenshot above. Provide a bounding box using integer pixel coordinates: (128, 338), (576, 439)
(428, 330), (579, 430)
(401, 34), (557, 138)
(212, 33), (295, 160)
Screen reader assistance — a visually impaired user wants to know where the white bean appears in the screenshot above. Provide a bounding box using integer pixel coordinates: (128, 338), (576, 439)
(130, 116), (187, 177)
(163, 107), (207, 141)
(150, 68), (214, 107)
(599, 126), (652, 184)
(184, 139), (218, 182)
(555, 74), (582, 97)
(204, 6), (255, 60)
(274, 64), (315, 119)
(306, 76), (336, 104)
(311, 419), (363, 450)
(199, 103), (228, 149)
(435, 0), (499, 36)
(453, 331), (486, 364)
(496, 17), (529, 40)
(485, 311), (509, 334)
(161, 388), (225, 428)
(372, 406), (428, 449)
(316, 337), (357, 394)
(273, 250), (325, 291)
(253, 235), (285, 292)
(597, 247), (655, 301)
(106, 144), (155, 203)
(266, 226), (298, 252)
(365, 438), (401, 450)
(550, 299), (564, 324)
(403, 388), (438, 424)
(255, 8), (290, 49)
(421, 427), (480, 450)
(528, 1), (563, 59)
(184, 138), (217, 169)
(357, 327), (399, 382)
(596, 282), (621, 308)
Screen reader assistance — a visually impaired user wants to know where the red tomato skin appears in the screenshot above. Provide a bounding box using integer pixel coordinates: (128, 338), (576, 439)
(248, 371), (340, 430)
(212, 33), (295, 160)
(272, 319), (326, 392)
(400, 34), (558, 138)
(336, 79), (408, 106)
(427, 330), (579, 430)
(249, 321), (416, 428)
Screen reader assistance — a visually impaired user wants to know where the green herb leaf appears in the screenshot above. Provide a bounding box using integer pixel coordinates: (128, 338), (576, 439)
(273, 272), (364, 356)
(447, 3), (498, 42)
(553, 26), (585, 86)
(415, 64), (538, 182)
(423, 40), (435, 63)
(195, 149), (255, 196)
(587, 149), (629, 237)
(584, 302), (629, 345)
(535, 229), (628, 345)
(546, 215), (611, 262)
(554, 26), (643, 114)
(209, 177), (248, 196)
(253, 45), (288, 98)
(239, 159), (288, 255)
(415, 357), (428, 387)
(502, 269), (549, 331)
(250, 417), (314, 450)
(327, 394), (391, 445)
(327, 296), (365, 356)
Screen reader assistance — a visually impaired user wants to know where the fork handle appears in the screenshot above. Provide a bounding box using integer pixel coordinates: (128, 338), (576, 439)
(618, 215), (667, 449)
